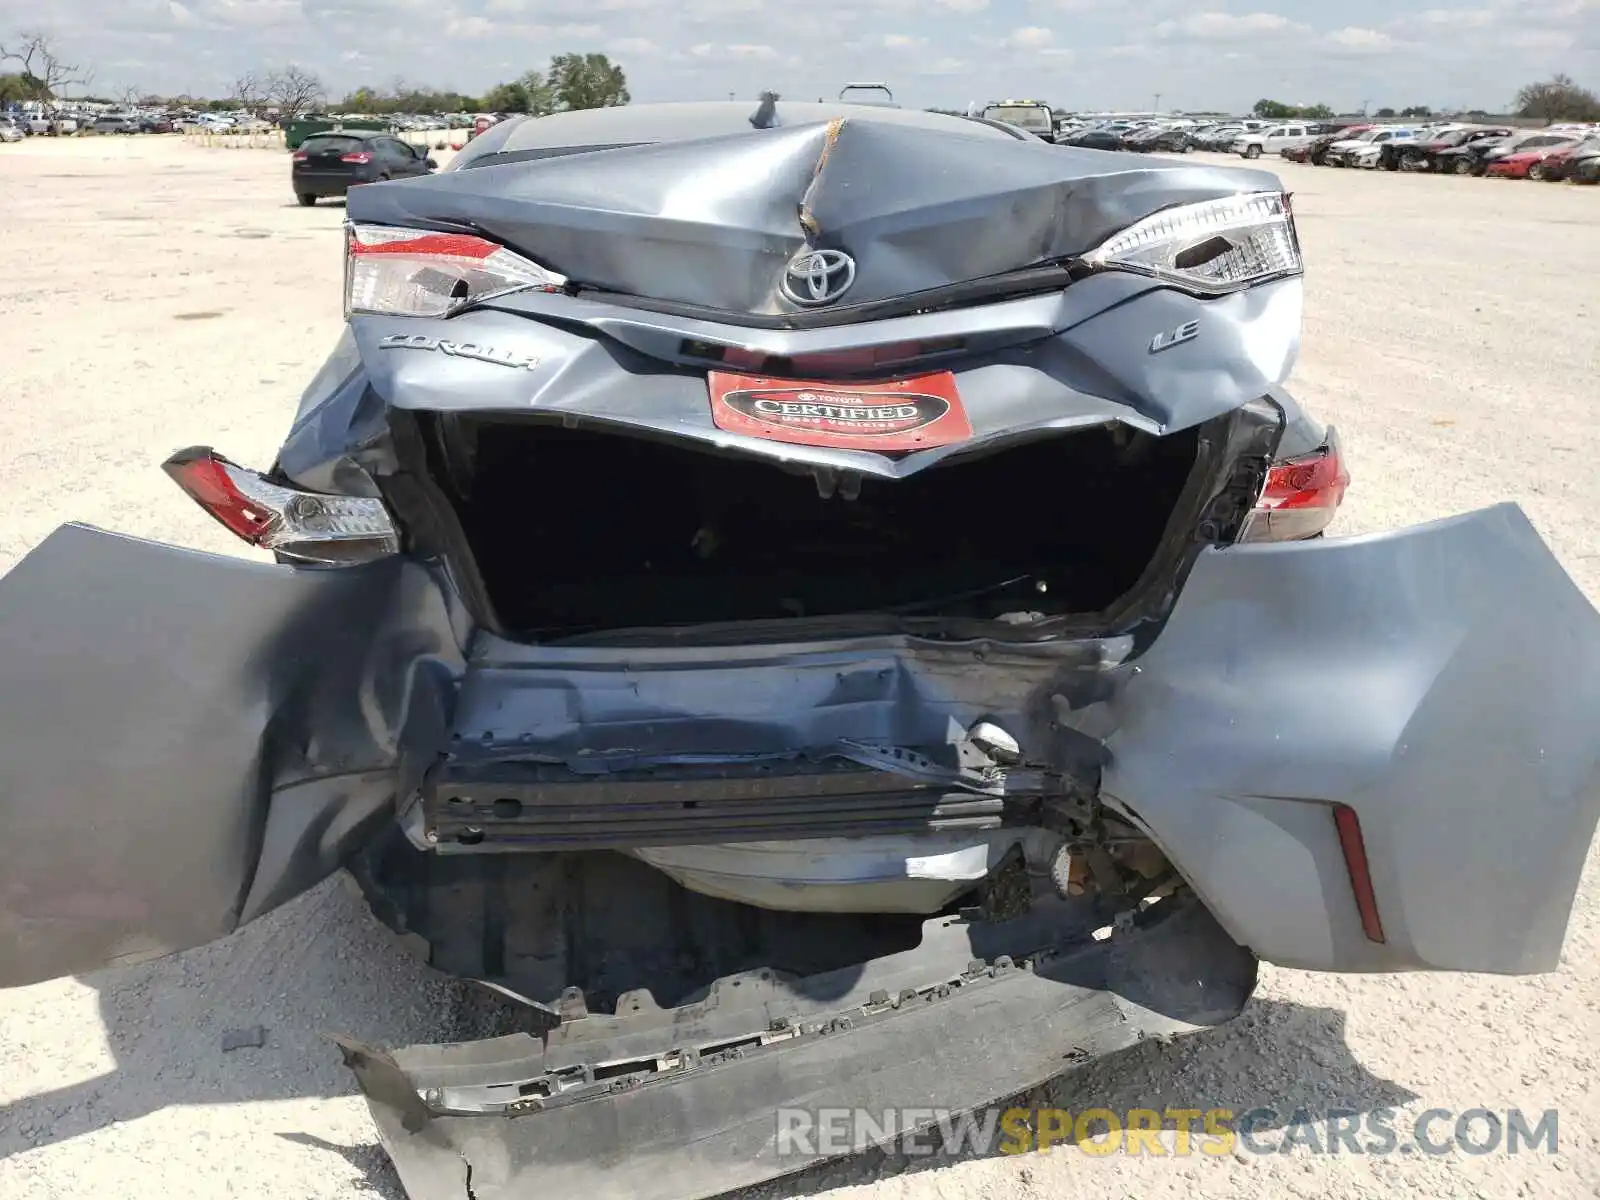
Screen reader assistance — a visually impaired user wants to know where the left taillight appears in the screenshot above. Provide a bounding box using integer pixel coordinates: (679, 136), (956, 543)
(292, 150), (308, 162)
(340, 151), (373, 163)
(1239, 428), (1350, 543)
(163, 447), (400, 565)
(344, 222), (566, 318)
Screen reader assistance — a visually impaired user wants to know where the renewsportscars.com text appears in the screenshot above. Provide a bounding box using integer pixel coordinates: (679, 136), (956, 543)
(774, 1106), (1560, 1159)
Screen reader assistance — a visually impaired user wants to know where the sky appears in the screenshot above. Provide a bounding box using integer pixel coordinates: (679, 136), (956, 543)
(1, 0), (1595, 112)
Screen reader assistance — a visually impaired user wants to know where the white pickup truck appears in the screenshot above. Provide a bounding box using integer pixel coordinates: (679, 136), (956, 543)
(1233, 123), (1316, 159)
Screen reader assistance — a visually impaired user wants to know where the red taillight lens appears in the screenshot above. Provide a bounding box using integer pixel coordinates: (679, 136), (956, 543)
(292, 150), (308, 162)
(1240, 429), (1350, 542)
(345, 222), (567, 317)
(341, 151), (373, 163)
(163, 447), (399, 564)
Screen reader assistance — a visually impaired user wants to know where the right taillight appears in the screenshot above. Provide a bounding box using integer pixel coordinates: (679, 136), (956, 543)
(340, 151), (373, 163)
(163, 446), (399, 565)
(1239, 428), (1350, 543)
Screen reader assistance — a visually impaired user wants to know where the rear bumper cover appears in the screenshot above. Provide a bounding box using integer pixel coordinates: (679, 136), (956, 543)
(343, 893), (1256, 1200)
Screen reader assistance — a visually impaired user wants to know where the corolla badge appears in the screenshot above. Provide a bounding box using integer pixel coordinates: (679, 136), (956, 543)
(780, 248), (857, 306)
(378, 333), (541, 371)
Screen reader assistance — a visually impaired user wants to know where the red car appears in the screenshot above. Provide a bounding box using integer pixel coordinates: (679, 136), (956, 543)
(1486, 138), (1582, 179)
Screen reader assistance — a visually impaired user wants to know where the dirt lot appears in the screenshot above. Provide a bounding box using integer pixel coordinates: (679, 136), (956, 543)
(1, 135), (1597, 1200)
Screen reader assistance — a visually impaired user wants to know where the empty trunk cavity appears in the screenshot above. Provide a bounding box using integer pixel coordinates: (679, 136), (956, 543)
(411, 416), (1201, 638)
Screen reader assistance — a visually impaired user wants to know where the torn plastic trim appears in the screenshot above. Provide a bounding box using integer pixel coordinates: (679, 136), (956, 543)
(342, 893), (1255, 1200)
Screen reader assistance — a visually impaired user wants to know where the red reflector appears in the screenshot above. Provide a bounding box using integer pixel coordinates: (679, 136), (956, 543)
(347, 231), (500, 260)
(1332, 804), (1386, 944)
(340, 151), (372, 163)
(292, 150), (308, 162)
(162, 451), (275, 545)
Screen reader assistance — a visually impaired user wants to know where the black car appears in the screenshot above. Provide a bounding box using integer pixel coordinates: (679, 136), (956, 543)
(1397, 127), (1514, 172)
(291, 131), (436, 206)
(1570, 145), (1600, 184)
(1123, 127), (1192, 153)
(1058, 128), (1125, 151)
(1297, 126), (1369, 165)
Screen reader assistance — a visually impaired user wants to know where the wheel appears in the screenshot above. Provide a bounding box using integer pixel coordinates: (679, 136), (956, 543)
(296, 193), (316, 207)
(1452, 158), (1475, 175)
(1244, 144), (1262, 159)
(1527, 163), (1546, 181)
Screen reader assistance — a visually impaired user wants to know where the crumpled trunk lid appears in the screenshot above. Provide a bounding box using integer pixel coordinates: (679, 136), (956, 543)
(345, 117), (1281, 318)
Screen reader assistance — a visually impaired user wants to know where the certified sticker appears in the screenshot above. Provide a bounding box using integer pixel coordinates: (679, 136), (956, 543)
(708, 371), (973, 451)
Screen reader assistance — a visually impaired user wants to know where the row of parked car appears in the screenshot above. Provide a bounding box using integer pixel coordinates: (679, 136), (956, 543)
(0, 109), (182, 140)
(1271, 122), (1600, 183)
(1040, 115), (1600, 185)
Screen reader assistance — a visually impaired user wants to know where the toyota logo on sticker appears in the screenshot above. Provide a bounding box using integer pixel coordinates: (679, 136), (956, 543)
(725, 389), (950, 435)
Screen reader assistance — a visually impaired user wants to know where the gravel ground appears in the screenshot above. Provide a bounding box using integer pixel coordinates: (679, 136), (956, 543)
(1, 136), (1597, 1200)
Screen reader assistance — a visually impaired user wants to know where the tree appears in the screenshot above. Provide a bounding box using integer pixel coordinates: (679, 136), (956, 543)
(0, 31), (89, 99)
(1514, 73), (1600, 123)
(266, 64), (324, 121)
(231, 71), (267, 116)
(1400, 104), (1432, 118)
(481, 80), (530, 113)
(548, 52), (629, 111)
(1374, 106), (1396, 118)
(1252, 98), (1295, 119)
(1302, 103), (1334, 119)
(482, 70), (554, 115)
(0, 73), (36, 104)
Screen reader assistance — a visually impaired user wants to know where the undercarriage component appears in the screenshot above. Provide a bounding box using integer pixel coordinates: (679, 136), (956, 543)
(425, 760), (1008, 851)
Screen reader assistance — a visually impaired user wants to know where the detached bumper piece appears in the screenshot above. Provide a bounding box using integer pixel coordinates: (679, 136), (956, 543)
(341, 894), (1255, 1200)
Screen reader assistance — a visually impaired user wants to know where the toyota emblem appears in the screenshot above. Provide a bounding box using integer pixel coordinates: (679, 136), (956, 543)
(780, 247), (857, 306)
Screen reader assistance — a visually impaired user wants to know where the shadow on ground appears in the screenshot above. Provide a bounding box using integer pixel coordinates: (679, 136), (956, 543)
(0, 877), (1414, 1198)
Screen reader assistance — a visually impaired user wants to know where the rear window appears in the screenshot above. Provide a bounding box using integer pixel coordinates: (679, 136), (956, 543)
(302, 135), (367, 154)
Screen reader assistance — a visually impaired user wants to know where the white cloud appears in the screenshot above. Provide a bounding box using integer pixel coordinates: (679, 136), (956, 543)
(1327, 26), (1395, 51)
(1154, 11), (1309, 39)
(725, 43), (779, 58)
(1414, 6), (1495, 26)
(1002, 25), (1057, 49)
(606, 36), (660, 55)
(1510, 29), (1575, 50)
(883, 33), (927, 49)
(446, 15), (494, 38)
(934, 0), (988, 10)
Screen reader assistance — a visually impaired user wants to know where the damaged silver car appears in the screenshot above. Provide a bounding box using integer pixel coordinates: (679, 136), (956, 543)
(3, 100), (1599, 1200)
